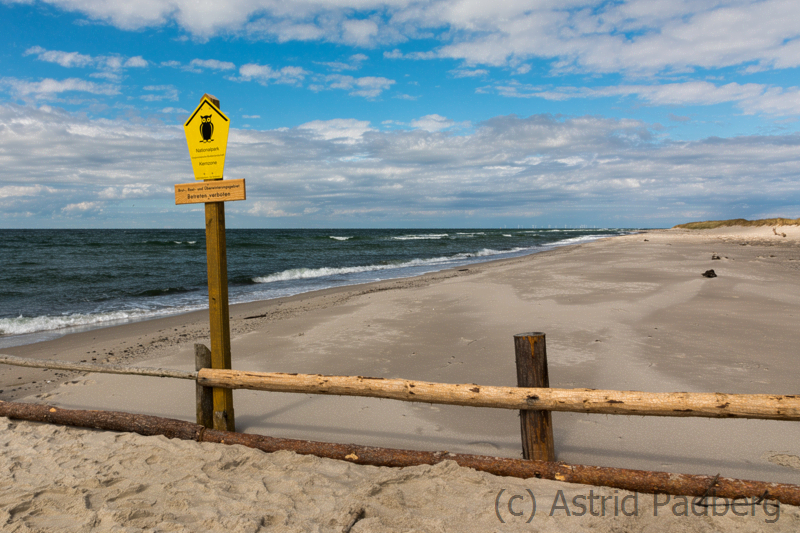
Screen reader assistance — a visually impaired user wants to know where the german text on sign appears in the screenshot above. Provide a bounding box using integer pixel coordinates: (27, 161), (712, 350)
(174, 179), (246, 205)
(184, 97), (230, 181)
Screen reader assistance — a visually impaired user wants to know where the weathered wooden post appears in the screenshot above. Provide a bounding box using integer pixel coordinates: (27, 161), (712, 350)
(176, 93), (245, 432)
(204, 177), (235, 432)
(514, 332), (555, 461)
(194, 344), (213, 428)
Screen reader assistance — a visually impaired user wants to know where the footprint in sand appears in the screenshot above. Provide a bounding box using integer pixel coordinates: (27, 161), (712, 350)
(763, 452), (800, 471)
(63, 379), (96, 387)
(467, 441), (500, 451)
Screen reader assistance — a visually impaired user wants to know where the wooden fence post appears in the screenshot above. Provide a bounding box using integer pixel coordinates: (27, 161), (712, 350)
(514, 332), (555, 461)
(195, 344), (213, 428)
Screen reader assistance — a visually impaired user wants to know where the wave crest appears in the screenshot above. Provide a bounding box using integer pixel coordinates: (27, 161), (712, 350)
(252, 247), (532, 284)
(392, 234), (448, 240)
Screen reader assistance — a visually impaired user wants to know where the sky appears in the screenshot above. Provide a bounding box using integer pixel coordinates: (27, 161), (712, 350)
(1, 0), (799, 229)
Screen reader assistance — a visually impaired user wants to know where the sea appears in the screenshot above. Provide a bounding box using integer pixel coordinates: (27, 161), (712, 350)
(0, 228), (634, 348)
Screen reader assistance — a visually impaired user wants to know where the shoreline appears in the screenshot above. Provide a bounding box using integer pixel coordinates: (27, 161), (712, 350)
(0, 240), (588, 401)
(0, 230), (628, 351)
(1, 225), (799, 484)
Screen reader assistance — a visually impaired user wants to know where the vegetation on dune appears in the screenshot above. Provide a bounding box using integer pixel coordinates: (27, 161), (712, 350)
(674, 218), (800, 230)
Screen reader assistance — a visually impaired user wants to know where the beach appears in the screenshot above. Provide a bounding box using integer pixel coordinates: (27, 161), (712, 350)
(1, 225), (799, 531)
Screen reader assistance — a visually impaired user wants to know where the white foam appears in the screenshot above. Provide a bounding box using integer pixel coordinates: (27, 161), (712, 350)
(329, 236), (352, 241)
(549, 234), (618, 246)
(469, 247), (528, 257)
(0, 306), (203, 336)
(392, 234), (449, 240)
(252, 247), (533, 284)
(140, 240), (196, 245)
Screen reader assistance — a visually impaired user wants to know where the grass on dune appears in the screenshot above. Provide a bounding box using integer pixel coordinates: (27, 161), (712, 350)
(674, 218), (800, 230)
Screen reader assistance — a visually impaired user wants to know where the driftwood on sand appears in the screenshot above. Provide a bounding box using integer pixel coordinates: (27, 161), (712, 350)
(0, 400), (797, 507)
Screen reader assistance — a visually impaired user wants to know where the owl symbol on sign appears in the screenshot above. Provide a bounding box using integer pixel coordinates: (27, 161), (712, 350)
(200, 115), (214, 142)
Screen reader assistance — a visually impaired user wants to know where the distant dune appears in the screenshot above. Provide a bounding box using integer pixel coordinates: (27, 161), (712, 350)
(674, 218), (800, 230)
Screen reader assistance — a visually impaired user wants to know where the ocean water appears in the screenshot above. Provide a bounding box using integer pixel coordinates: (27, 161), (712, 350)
(0, 228), (632, 347)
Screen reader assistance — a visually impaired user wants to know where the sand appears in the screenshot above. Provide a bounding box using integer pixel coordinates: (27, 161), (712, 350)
(1, 225), (799, 531)
(1, 419), (795, 532)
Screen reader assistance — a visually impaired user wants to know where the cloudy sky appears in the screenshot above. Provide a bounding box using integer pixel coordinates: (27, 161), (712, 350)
(2, 0), (799, 229)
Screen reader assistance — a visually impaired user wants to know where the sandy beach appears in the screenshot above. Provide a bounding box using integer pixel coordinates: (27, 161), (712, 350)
(1, 225), (799, 531)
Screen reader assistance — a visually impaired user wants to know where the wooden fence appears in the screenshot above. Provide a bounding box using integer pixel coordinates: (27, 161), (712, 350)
(2, 332), (798, 465)
(2, 331), (799, 505)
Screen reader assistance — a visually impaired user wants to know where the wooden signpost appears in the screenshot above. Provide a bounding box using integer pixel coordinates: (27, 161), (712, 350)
(176, 94), (244, 432)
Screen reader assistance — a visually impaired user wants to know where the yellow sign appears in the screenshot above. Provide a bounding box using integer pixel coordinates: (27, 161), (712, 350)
(175, 179), (246, 205)
(184, 97), (230, 180)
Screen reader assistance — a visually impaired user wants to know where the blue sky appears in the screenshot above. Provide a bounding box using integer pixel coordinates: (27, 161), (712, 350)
(1, 0), (799, 228)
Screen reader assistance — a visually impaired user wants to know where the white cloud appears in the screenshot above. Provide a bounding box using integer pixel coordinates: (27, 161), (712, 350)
(103, 56), (124, 70)
(316, 53), (369, 72)
(3, 104), (799, 226)
(238, 63), (308, 86)
(316, 60), (356, 71)
(317, 75), (395, 98)
(1, 77), (120, 97)
(341, 18), (379, 46)
(98, 183), (171, 199)
(409, 114), (470, 132)
(410, 114), (454, 132)
(616, 82), (766, 106)
(429, 0), (800, 74)
(90, 71), (122, 82)
(124, 56), (148, 68)
(247, 200), (297, 217)
(24, 46), (93, 68)
(739, 86), (800, 115)
(450, 68), (488, 78)
(61, 201), (103, 213)
(384, 49), (437, 61)
(25, 46), (148, 71)
(245, 19), (326, 43)
(489, 81), (800, 116)
(190, 58), (236, 71)
(161, 107), (189, 114)
(21, 1), (800, 78)
(0, 185), (57, 198)
(383, 49), (404, 59)
(141, 85), (179, 101)
(297, 118), (374, 142)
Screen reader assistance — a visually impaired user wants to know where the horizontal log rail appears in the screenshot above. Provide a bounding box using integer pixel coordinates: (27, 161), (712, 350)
(199, 369), (800, 421)
(0, 401), (797, 507)
(0, 353), (196, 380)
(2, 353), (799, 421)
